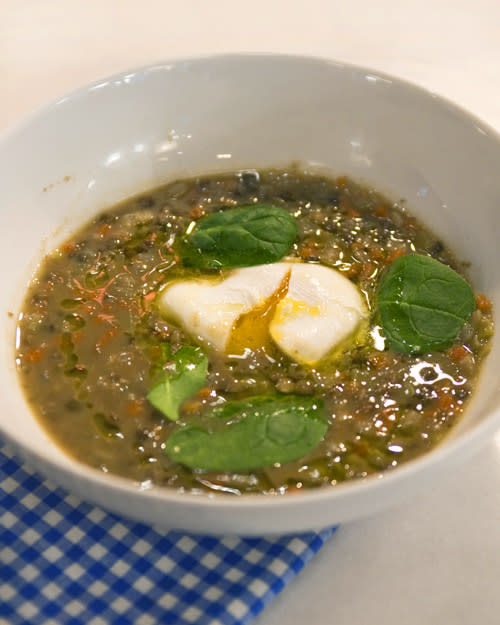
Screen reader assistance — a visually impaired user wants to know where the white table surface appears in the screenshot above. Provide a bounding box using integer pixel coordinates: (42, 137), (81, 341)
(2, 2), (500, 624)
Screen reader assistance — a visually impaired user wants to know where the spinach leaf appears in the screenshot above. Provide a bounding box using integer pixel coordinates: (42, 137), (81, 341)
(165, 395), (327, 471)
(377, 254), (475, 354)
(181, 205), (298, 269)
(147, 345), (208, 421)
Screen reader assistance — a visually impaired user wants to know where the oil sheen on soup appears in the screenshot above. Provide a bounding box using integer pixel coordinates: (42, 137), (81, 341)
(16, 169), (493, 494)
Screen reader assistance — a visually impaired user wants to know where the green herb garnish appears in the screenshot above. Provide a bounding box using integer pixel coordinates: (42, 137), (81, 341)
(377, 254), (475, 354)
(181, 204), (298, 269)
(147, 345), (208, 421)
(165, 395), (327, 471)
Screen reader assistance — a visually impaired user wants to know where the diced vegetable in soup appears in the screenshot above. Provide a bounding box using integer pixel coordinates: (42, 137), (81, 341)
(15, 169), (493, 494)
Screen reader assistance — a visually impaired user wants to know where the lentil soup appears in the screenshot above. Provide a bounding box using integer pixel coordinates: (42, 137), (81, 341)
(16, 169), (493, 494)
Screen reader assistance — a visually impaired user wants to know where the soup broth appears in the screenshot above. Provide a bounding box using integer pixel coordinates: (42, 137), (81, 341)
(16, 169), (493, 494)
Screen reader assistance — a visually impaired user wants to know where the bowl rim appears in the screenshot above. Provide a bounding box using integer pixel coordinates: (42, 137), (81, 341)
(2, 52), (500, 516)
(3, 51), (500, 149)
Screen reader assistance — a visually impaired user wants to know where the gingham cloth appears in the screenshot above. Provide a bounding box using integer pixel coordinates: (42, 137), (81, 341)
(0, 441), (336, 625)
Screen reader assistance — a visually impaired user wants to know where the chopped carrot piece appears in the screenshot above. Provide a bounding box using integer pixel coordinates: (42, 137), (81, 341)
(33, 300), (47, 313)
(475, 294), (492, 313)
(343, 264), (360, 278)
(370, 246), (385, 261)
(300, 246), (316, 260)
(196, 387), (214, 400)
(374, 204), (389, 218)
(447, 345), (469, 362)
(61, 242), (76, 255)
(189, 205), (206, 219)
(25, 346), (45, 363)
(360, 262), (376, 279)
(368, 353), (390, 369)
(126, 399), (145, 417)
(386, 248), (406, 264)
(339, 195), (359, 217)
(182, 399), (203, 414)
(97, 224), (111, 236)
(437, 393), (454, 412)
(96, 326), (119, 350)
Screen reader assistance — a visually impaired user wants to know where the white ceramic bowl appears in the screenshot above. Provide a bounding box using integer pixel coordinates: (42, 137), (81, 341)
(1, 54), (499, 535)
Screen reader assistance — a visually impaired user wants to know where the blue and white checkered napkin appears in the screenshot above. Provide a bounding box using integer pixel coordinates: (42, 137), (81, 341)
(0, 441), (336, 625)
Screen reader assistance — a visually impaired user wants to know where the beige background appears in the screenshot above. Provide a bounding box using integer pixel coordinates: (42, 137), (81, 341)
(2, 2), (500, 624)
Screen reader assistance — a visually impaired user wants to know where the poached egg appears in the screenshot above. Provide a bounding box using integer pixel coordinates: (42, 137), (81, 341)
(159, 262), (366, 364)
